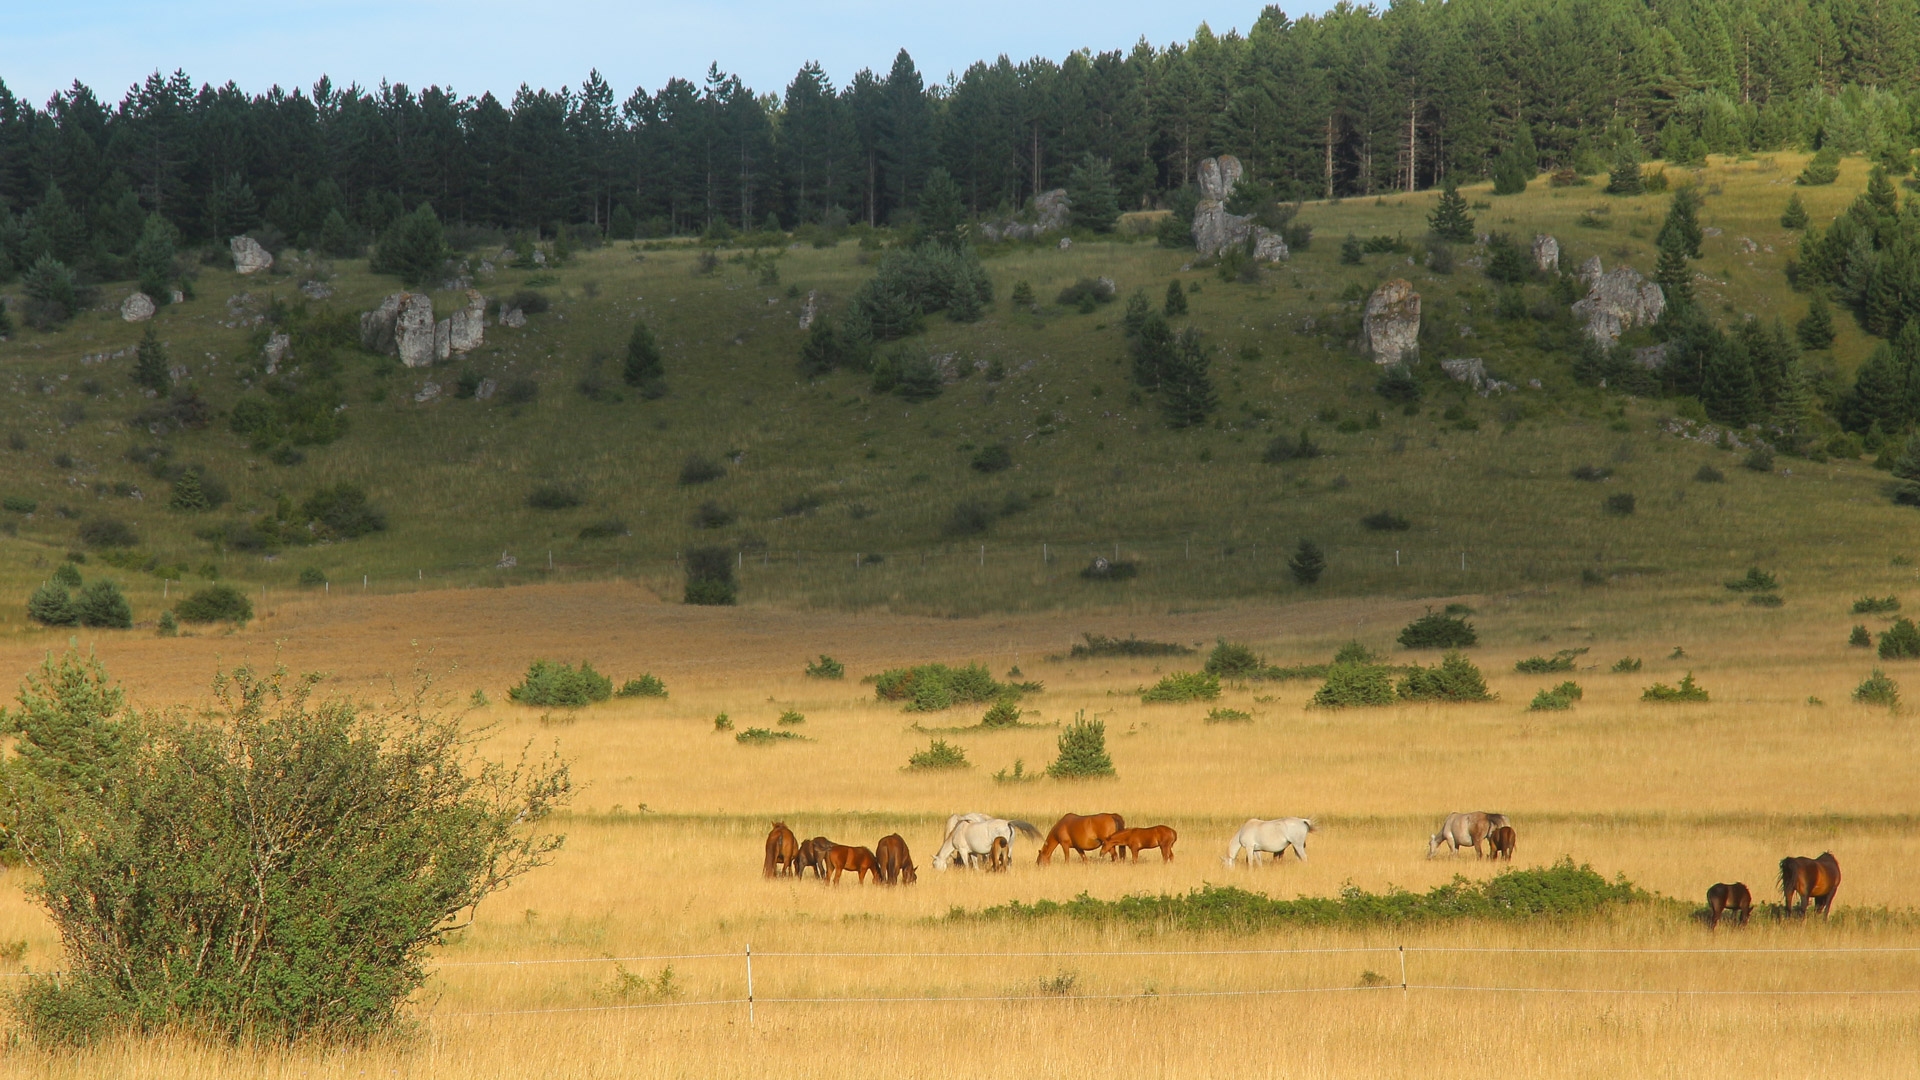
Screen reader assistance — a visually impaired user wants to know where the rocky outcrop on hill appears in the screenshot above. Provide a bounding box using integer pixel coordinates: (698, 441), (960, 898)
(120, 292), (155, 322)
(230, 235), (273, 275)
(1190, 155), (1288, 262)
(1362, 279), (1422, 364)
(1533, 234), (1559, 273)
(360, 290), (488, 367)
(977, 189), (1072, 242)
(1571, 260), (1666, 343)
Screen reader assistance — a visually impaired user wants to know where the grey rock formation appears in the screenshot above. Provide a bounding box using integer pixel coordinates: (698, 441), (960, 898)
(263, 332), (291, 374)
(1198, 155), (1242, 201)
(395, 293), (437, 367)
(1033, 189), (1070, 232)
(230, 235), (273, 275)
(1362, 279), (1422, 365)
(1058, 236), (1073, 250)
(360, 294), (402, 354)
(120, 292), (155, 322)
(1571, 262), (1666, 344)
(413, 381), (441, 403)
(798, 289), (820, 329)
(299, 279), (333, 300)
(1441, 357), (1488, 386)
(446, 289), (486, 354)
(1577, 255), (1604, 283)
(1532, 234), (1560, 273)
(1190, 154), (1288, 261)
(1632, 343), (1669, 371)
(1095, 277), (1117, 298)
(499, 304), (527, 329)
(475, 378), (498, 400)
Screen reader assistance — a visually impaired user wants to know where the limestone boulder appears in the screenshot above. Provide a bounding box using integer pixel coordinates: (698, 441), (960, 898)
(1251, 228), (1290, 262)
(1441, 357), (1488, 387)
(1362, 279), (1422, 365)
(263, 332), (291, 374)
(395, 293), (437, 367)
(798, 290), (820, 329)
(1532, 234), (1559, 273)
(447, 289), (487, 354)
(230, 235), (273, 275)
(499, 305), (527, 329)
(1032, 189), (1071, 232)
(1572, 264), (1666, 344)
(121, 292), (155, 322)
(1576, 255), (1604, 283)
(1197, 155), (1244, 201)
(360, 293), (403, 354)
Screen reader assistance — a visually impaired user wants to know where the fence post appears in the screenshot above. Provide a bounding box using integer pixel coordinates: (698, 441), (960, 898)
(745, 943), (755, 1027)
(1461, 551), (1466, 571)
(363, 574), (368, 590)
(1399, 945), (1407, 997)
(979, 544), (984, 567)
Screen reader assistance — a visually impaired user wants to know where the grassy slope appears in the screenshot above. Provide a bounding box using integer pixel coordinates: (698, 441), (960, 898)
(0, 151), (1899, 627)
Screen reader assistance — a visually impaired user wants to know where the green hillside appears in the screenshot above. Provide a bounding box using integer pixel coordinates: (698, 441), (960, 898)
(0, 152), (1906, 624)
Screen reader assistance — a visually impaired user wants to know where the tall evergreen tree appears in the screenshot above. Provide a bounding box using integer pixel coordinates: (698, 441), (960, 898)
(1606, 141), (1644, 195)
(1780, 192), (1809, 229)
(623, 322), (664, 386)
(1491, 121), (1538, 195)
(1064, 152), (1120, 233)
(132, 325), (170, 393)
(915, 168), (965, 249)
(1163, 279), (1188, 317)
(1700, 338), (1760, 425)
(1797, 292), (1836, 348)
(1427, 182), (1473, 242)
(1655, 228), (1694, 310)
(1159, 326), (1217, 428)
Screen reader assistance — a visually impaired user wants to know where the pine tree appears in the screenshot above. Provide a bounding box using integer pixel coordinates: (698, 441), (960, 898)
(75, 581), (133, 629)
(1847, 345), (1907, 433)
(1340, 234), (1364, 264)
(26, 582), (79, 627)
(133, 326), (170, 393)
(1775, 360), (1815, 436)
(1130, 311), (1175, 389)
(1159, 327), (1218, 428)
(1866, 164), (1900, 217)
(623, 322), (664, 386)
(1797, 293), (1835, 348)
(1427, 183), (1474, 243)
(1655, 229), (1694, 310)
(1163, 279), (1188, 317)
(1781, 193), (1810, 230)
(1491, 122), (1538, 195)
(315, 209), (359, 258)
(916, 168), (966, 249)
(1606, 142), (1644, 195)
(369, 203), (448, 287)
(1659, 187), (1704, 258)
(131, 213), (178, 302)
(1892, 432), (1920, 483)
(1065, 152), (1120, 234)
(1288, 539), (1326, 585)
(169, 469), (210, 512)
(1700, 339), (1759, 426)
(608, 205), (636, 241)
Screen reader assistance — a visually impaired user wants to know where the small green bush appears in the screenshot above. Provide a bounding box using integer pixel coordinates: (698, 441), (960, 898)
(1850, 625), (1873, 648)
(26, 582), (78, 626)
(1046, 712), (1115, 779)
(300, 484), (387, 540)
(777, 709), (804, 725)
(1514, 649), (1585, 674)
(1140, 671), (1222, 703)
(906, 738), (971, 770)
(77, 518), (138, 549)
(75, 582), (132, 629)
(3, 495), (38, 514)
(970, 444), (1013, 473)
(804, 654), (845, 679)
(1288, 538), (1326, 585)
(614, 674), (668, 698)
(1611, 657), (1642, 673)
(1853, 668), (1900, 706)
(1724, 567), (1778, 592)
(993, 758), (1037, 784)
(1853, 596), (1901, 615)
(1204, 707), (1253, 724)
(678, 455), (727, 486)
(978, 696), (1026, 728)
(1311, 663), (1398, 708)
(1694, 464), (1726, 482)
(1398, 610), (1477, 649)
(713, 712), (733, 732)
(1570, 464), (1613, 482)
(155, 610), (177, 637)
(1202, 640), (1264, 679)
(873, 663), (1011, 711)
(1603, 492), (1636, 516)
(1397, 652), (1494, 702)
(1528, 681), (1584, 711)
(1332, 641), (1379, 665)
(1360, 510), (1411, 531)
(507, 660), (613, 707)
(1878, 618), (1920, 659)
(174, 584), (253, 625)
(1067, 634), (1192, 659)
(1747, 593), (1785, 608)
(297, 567), (327, 587)
(52, 562), (83, 589)
(1642, 672), (1709, 702)
(736, 727), (804, 745)
(683, 546), (737, 606)
(525, 484), (583, 511)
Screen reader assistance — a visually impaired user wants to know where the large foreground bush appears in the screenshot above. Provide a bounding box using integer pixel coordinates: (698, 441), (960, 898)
(872, 662), (1012, 711)
(0, 653), (571, 1044)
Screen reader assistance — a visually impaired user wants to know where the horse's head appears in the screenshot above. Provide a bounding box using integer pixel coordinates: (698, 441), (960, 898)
(1426, 834), (1443, 858)
(902, 862), (918, 884)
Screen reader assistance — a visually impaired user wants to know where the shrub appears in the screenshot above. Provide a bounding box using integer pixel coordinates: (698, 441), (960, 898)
(1570, 465), (1613, 482)
(1311, 663), (1397, 707)
(970, 444), (1013, 473)
(691, 501), (735, 529)
(683, 546), (737, 606)
(52, 562), (83, 588)
(1397, 652), (1493, 702)
(26, 582), (78, 626)
(1398, 610), (1476, 649)
(1140, 671), (1222, 703)
(3, 657), (569, 1045)
(77, 518), (138, 549)
(526, 484), (583, 511)
(300, 484), (387, 540)
(155, 610), (177, 637)
(614, 675), (668, 698)
(1288, 538), (1326, 586)
(1743, 444), (1775, 472)
(1204, 707), (1253, 724)
(1694, 465), (1725, 483)
(507, 660), (613, 707)
(1515, 649), (1585, 674)
(873, 663), (1011, 712)
(1603, 493), (1637, 516)
(1056, 278), (1115, 308)
(75, 582), (132, 629)
(1642, 673), (1710, 701)
(1202, 640), (1264, 679)
(1529, 682), (1584, 710)
(978, 696), (1026, 728)
(678, 455), (727, 486)
(1878, 617), (1920, 659)
(736, 727), (804, 745)
(1374, 364), (1421, 404)
(1263, 429), (1321, 463)
(944, 499), (994, 537)
(1046, 712), (1115, 779)
(1360, 510), (1411, 531)
(369, 203), (448, 286)
(1851, 625), (1873, 647)
(1747, 593), (1784, 608)
(712, 712), (733, 732)
(1067, 634), (1192, 659)
(4, 495), (39, 514)
(298, 567), (327, 587)
(1724, 567), (1777, 592)
(578, 519), (626, 539)
(1080, 558), (1139, 581)
(992, 759), (1037, 784)
(906, 739), (971, 771)
(804, 654), (845, 679)
(1852, 596), (1901, 615)
(506, 288), (550, 315)
(776, 709), (804, 725)
(1853, 668), (1900, 706)
(174, 584), (253, 625)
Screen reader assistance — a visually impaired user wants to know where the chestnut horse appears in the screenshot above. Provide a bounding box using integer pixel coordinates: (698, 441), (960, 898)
(1779, 853), (1842, 916)
(875, 833), (917, 885)
(1488, 825), (1516, 862)
(1706, 882), (1753, 929)
(764, 821), (800, 878)
(825, 844), (879, 885)
(797, 836), (835, 879)
(1037, 812), (1127, 864)
(1100, 825), (1178, 863)
(1427, 811), (1511, 858)
(986, 836), (1010, 872)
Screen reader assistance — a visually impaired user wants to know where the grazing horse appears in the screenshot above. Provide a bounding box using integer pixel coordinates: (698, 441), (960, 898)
(825, 844), (880, 885)
(797, 836), (836, 879)
(938, 812), (995, 867)
(1488, 825), (1516, 862)
(1100, 825), (1178, 863)
(1427, 812), (1511, 858)
(1706, 882), (1753, 929)
(1222, 817), (1316, 866)
(935, 818), (1042, 870)
(1779, 853), (1842, 917)
(1037, 812), (1127, 864)
(875, 833), (917, 885)
(764, 822), (800, 878)
(986, 836), (1010, 872)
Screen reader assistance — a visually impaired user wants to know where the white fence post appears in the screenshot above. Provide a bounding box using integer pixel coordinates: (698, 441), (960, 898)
(745, 943), (755, 1027)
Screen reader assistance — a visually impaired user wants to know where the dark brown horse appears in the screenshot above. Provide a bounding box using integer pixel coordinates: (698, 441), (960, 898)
(1707, 882), (1753, 929)
(1099, 825), (1178, 863)
(764, 821), (800, 878)
(1488, 825), (1516, 862)
(1038, 812), (1126, 864)
(797, 836), (835, 879)
(1779, 853), (1841, 916)
(875, 833), (917, 885)
(825, 844), (879, 885)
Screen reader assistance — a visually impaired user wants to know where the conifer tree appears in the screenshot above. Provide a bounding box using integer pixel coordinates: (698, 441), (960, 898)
(1288, 539), (1326, 585)
(623, 321), (664, 386)
(169, 469), (210, 512)
(1340, 234), (1364, 264)
(1606, 142), (1644, 195)
(1427, 183), (1474, 243)
(1163, 279), (1188, 317)
(1659, 187), (1704, 258)
(1797, 293), (1835, 348)
(797, 315), (845, 378)
(1130, 310), (1175, 389)
(1892, 432), (1920, 484)
(1159, 327), (1218, 428)
(370, 203), (448, 287)
(1700, 340), (1759, 426)
(1775, 360), (1815, 436)
(1866, 164), (1899, 217)
(916, 168), (966, 249)
(1491, 122), (1537, 195)
(1781, 193), (1809, 230)
(1655, 229), (1694, 310)
(131, 213), (178, 302)
(1064, 153), (1120, 234)
(132, 326), (170, 393)
(1847, 345), (1907, 433)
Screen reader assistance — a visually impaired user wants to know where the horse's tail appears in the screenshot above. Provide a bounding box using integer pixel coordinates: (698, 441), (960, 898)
(1303, 818), (1318, 833)
(1778, 857), (1794, 903)
(1008, 820), (1042, 841)
(1111, 812), (1126, 831)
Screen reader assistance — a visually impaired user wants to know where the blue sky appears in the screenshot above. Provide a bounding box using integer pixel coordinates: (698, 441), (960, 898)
(2, 1), (1318, 106)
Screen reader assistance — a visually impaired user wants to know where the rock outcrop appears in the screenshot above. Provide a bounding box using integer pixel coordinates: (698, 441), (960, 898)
(1190, 155), (1288, 262)
(263, 333), (291, 374)
(120, 292), (155, 322)
(1571, 261), (1666, 344)
(977, 189), (1072, 242)
(1532, 234), (1559, 273)
(394, 293), (437, 367)
(1362, 279), (1422, 365)
(359, 293), (404, 354)
(230, 235), (273, 275)
(442, 289), (487, 356)
(361, 290), (485, 366)
(498, 303), (527, 329)
(798, 290), (820, 329)
(1441, 357), (1514, 395)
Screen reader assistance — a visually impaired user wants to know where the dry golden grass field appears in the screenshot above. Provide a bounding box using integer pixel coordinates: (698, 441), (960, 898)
(0, 575), (1917, 1078)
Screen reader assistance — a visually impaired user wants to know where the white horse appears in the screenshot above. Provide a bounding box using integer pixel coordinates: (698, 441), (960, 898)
(935, 817), (1041, 870)
(936, 812), (994, 868)
(1222, 817), (1317, 867)
(1426, 811), (1511, 858)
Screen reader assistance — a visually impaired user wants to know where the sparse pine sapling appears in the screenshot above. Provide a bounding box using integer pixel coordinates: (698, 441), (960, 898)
(133, 326), (171, 393)
(1163, 279), (1188, 317)
(1780, 193), (1809, 230)
(1797, 294), (1835, 349)
(623, 322), (664, 387)
(1427, 183), (1474, 243)
(1288, 538), (1326, 585)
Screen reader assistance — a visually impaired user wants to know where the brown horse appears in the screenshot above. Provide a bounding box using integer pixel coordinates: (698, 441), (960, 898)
(1707, 882), (1753, 929)
(825, 844), (879, 885)
(986, 836), (1010, 872)
(764, 821), (800, 878)
(1488, 825), (1516, 862)
(1100, 825), (1178, 863)
(1037, 812), (1127, 864)
(1779, 853), (1841, 916)
(875, 833), (917, 885)
(797, 836), (835, 879)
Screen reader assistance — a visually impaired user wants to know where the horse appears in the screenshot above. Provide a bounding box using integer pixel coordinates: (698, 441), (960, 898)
(797, 836), (836, 879)
(1222, 817), (1316, 867)
(1037, 812), (1127, 864)
(1100, 825), (1178, 863)
(1779, 853), (1842, 917)
(825, 844), (879, 885)
(875, 833), (917, 885)
(986, 836), (1010, 872)
(936, 812), (996, 868)
(1488, 824), (1516, 862)
(936, 818), (1042, 870)
(1706, 882), (1753, 929)
(764, 821), (800, 878)
(1427, 811), (1511, 858)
